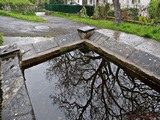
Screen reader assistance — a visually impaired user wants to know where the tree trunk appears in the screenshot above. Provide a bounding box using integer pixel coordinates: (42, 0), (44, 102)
(64, 0), (67, 4)
(112, 0), (121, 25)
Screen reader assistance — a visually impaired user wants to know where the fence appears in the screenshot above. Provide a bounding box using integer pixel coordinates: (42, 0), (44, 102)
(44, 3), (94, 17)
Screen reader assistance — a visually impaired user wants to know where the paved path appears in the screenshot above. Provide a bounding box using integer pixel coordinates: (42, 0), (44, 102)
(0, 13), (88, 37)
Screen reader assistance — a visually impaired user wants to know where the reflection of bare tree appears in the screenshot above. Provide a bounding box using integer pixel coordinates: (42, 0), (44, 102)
(46, 49), (160, 120)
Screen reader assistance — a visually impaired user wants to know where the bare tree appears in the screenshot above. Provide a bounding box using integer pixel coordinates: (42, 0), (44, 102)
(112, 0), (121, 25)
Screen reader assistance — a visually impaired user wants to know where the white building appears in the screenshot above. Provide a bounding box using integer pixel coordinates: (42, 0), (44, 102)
(75, 0), (150, 8)
(75, 0), (150, 16)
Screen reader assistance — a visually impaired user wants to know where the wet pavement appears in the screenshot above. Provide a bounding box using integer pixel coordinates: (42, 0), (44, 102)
(0, 13), (87, 38)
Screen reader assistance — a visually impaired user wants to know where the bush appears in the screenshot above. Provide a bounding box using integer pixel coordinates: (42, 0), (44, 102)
(8, 3), (35, 14)
(0, 2), (35, 14)
(138, 16), (148, 24)
(128, 8), (139, 20)
(98, 3), (109, 19)
(108, 9), (114, 17)
(148, 0), (160, 19)
(85, 5), (94, 17)
(44, 4), (83, 14)
(0, 3), (3, 10)
(0, 33), (3, 46)
(49, 0), (63, 4)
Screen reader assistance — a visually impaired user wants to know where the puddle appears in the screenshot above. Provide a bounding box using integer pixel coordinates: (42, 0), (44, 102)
(24, 49), (160, 120)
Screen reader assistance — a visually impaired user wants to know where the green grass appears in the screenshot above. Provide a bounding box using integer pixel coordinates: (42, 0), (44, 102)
(0, 33), (3, 46)
(51, 13), (160, 42)
(0, 0), (32, 4)
(0, 10), (46, 22)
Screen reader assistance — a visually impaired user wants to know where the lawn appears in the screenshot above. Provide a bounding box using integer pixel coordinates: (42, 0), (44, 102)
(0, 10), (46, 22)
(51, 13), (160, 42)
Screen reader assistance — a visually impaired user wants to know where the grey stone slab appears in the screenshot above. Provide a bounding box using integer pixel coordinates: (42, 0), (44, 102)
(2, 85), (34, 120)
(3, 37), (55, 46)
(0, 44), (17, 54)
(1, 56), (22, 79)
(118, 34), (146, 47)
(96, 35), (110, 45)
(88, 31), (101, 41)
(102, 39), (135, 59)
(155, 66), (160, 77)
(96, 29), (146, 47)
(19, 44), (36, 61)
(1, 55), (24, 109)
(77, 26), (95, 33)
(10, 113), (34, 120)
(0, 44), (19, 57)
(135, 40), (160, 58)
(33, 40), (58, 54)
(55, 32), (81, 46)
(127, 49), (160, 76)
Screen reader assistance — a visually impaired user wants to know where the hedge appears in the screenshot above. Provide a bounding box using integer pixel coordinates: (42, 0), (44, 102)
(45, 3), (94, 16)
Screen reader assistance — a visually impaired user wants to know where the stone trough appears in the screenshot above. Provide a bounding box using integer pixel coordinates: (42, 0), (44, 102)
(0, 26), (160, 119)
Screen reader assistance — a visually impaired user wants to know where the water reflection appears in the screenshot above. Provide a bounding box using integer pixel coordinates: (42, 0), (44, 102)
(46, 49), (160, 120)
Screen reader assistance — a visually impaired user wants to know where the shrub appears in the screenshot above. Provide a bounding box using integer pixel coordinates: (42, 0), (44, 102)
(108, 9), (114, 17)
(85, 5), (94, 17)
(0, 0), (35, 14)
(6, 3), (35, 14)
(148, 0), (160, 19)
(0, 2), (3, 10)
(0, 33), (3, 46)
(138, 16), (148, 24)
(99, 3), (109, 19)
(128, 8), (139, 20)
(49, 0), (63, 4)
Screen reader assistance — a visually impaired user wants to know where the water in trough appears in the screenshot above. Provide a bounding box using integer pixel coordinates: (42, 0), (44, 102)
(24, 49), (160, 120)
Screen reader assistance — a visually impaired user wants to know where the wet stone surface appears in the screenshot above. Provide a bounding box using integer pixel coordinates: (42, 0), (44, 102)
(33, 39), (58, 54)
(101, 39), (135, 59)
(127, 49), (160, 76)
(96, 29), (147, 47)
(3, 37), (55, 46)
(89, 32), (103, 42)
(136, 40), (160, 58)
(55, 32), (81, 46)
(2, 85), (34, 120)
(0, 15), (88, 37)
(0, 44), (18, 56)
(34, 26), (50, 32)
(0, 45), (35, 120)
(95, 29), (160, 58)
(19, 44), (36, 61)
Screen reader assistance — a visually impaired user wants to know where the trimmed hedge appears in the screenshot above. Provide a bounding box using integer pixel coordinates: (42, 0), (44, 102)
(45, 3), (94, 16)
(45, 3), (82, 13)
(85, 5), (94, 17)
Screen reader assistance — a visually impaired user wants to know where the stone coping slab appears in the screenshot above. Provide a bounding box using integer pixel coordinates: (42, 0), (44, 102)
(0, 45), (35, 120)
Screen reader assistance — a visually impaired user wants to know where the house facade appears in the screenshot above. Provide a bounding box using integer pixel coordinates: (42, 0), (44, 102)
(75, 0), (150, 9)
(75, 0), (150, 16)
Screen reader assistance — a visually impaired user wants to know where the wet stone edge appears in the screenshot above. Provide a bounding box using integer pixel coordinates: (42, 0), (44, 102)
(0, 45), (35, 120)
(0, 58), (2, 120)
